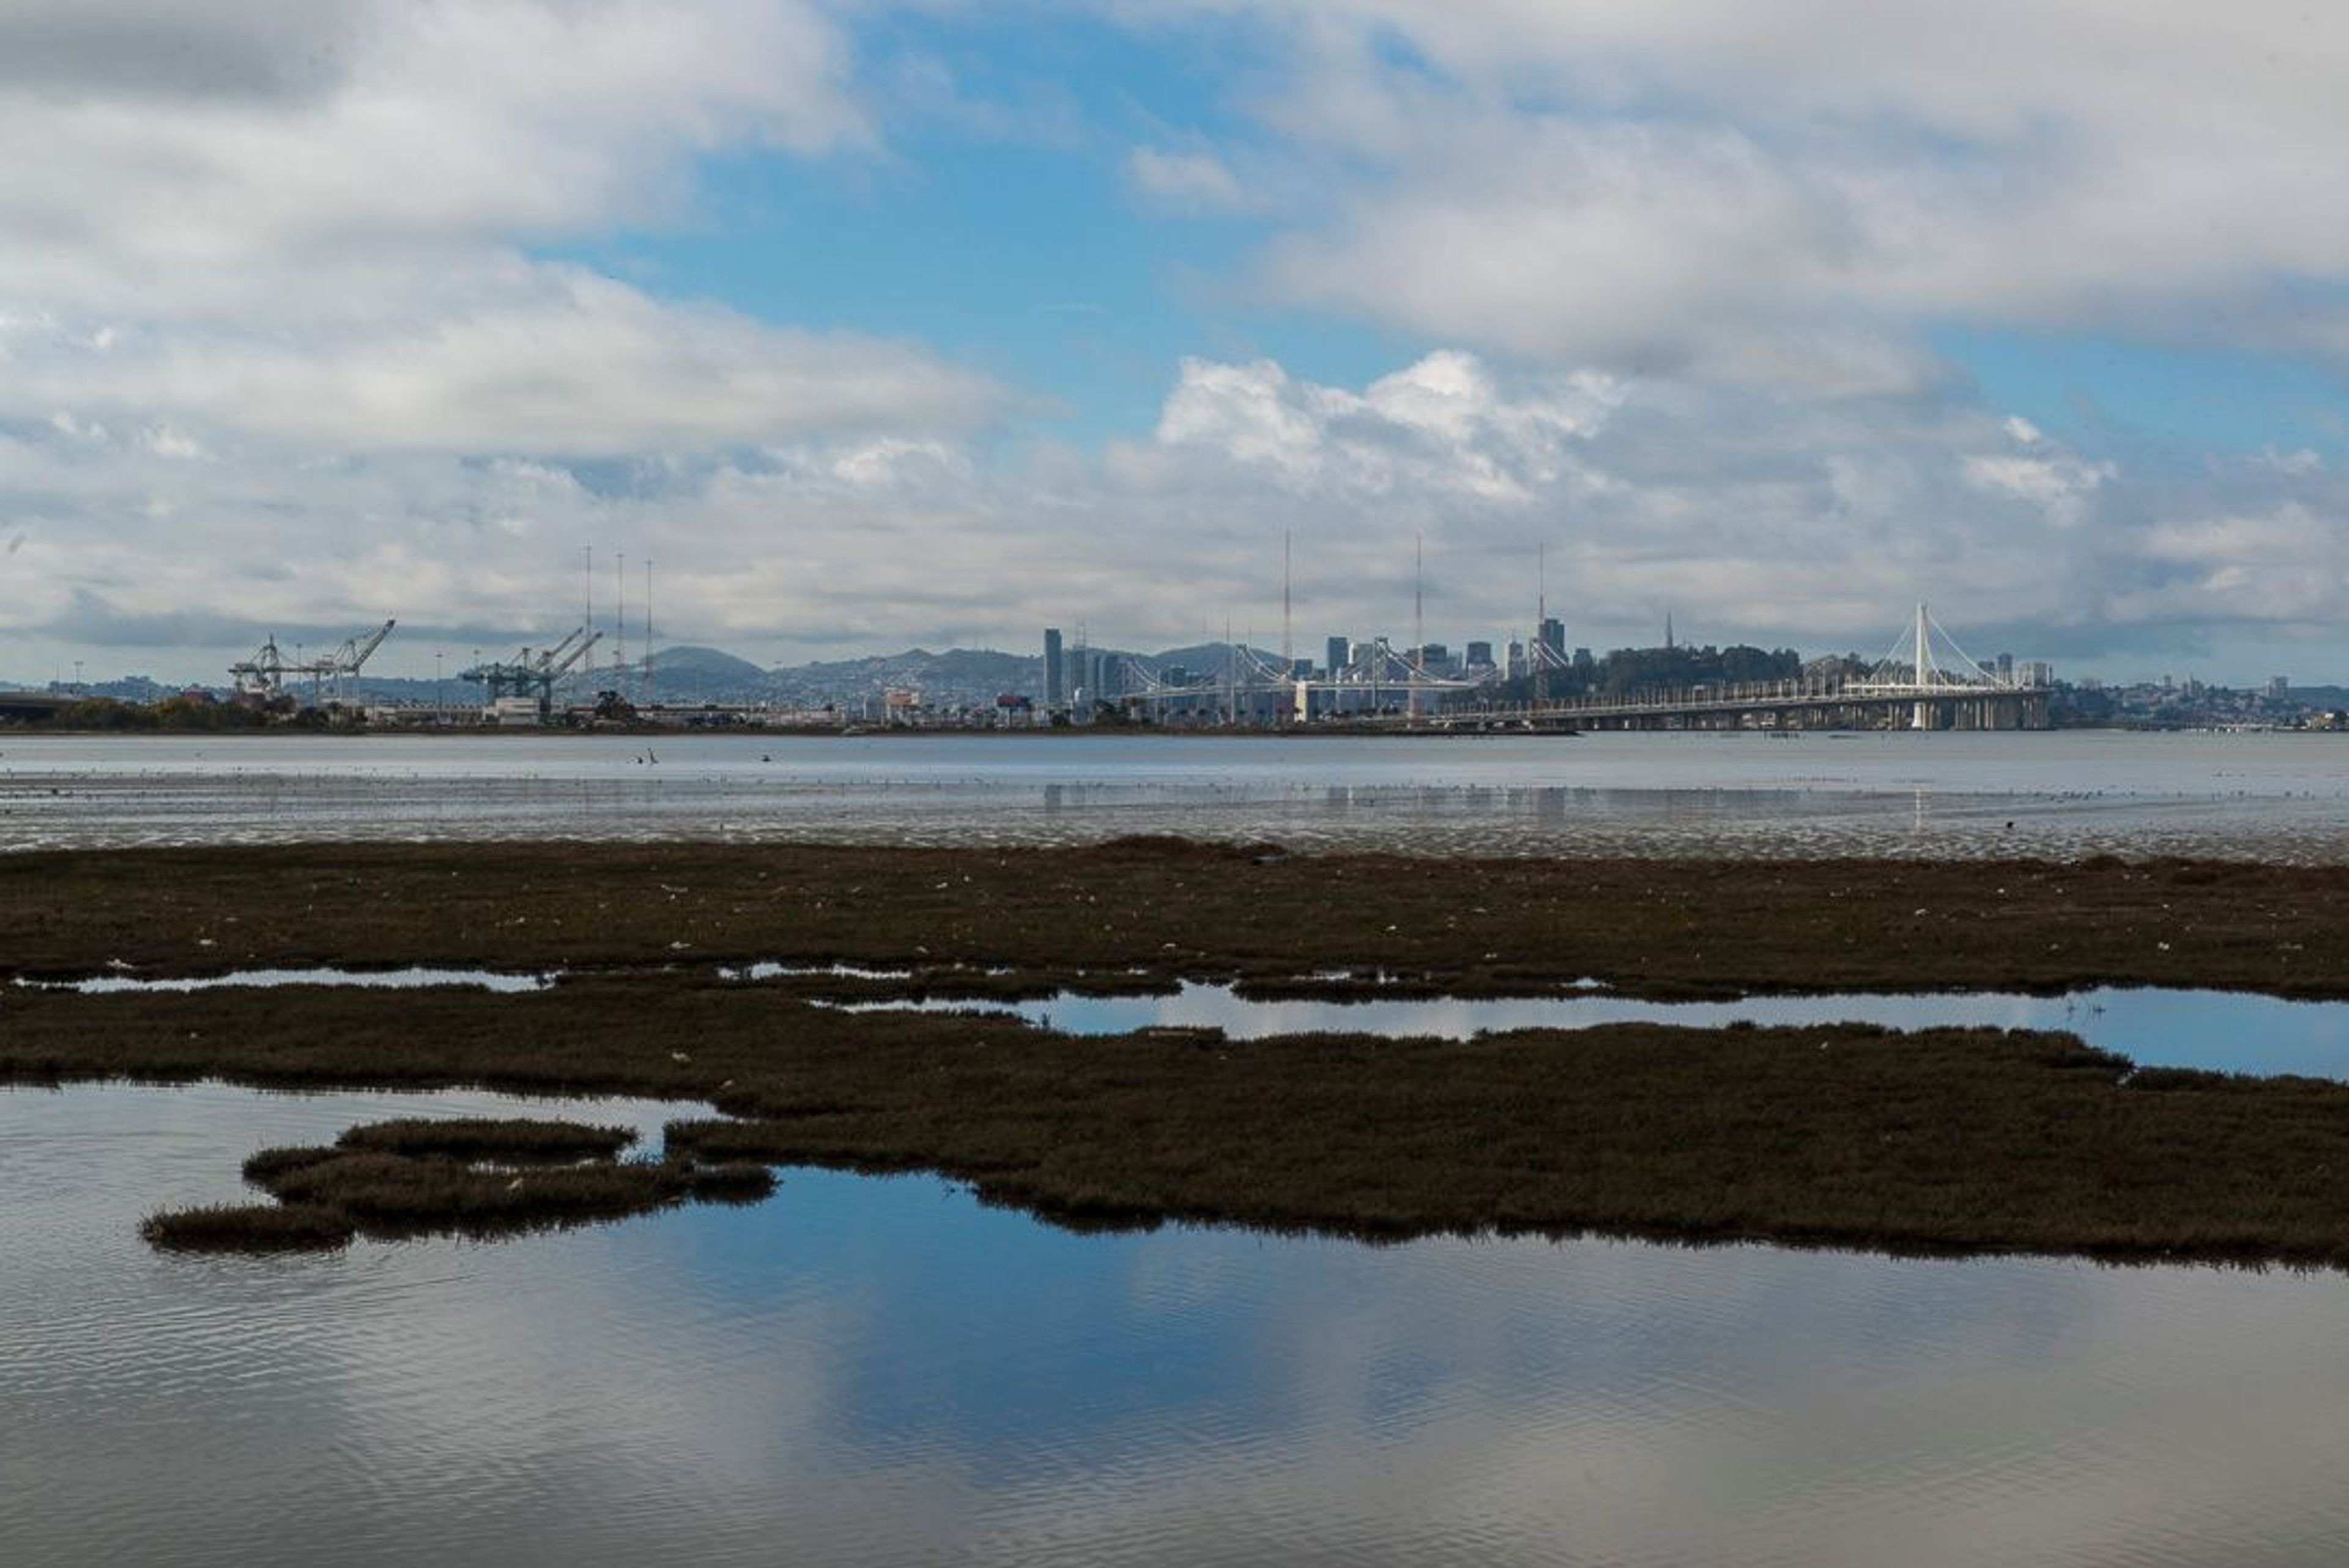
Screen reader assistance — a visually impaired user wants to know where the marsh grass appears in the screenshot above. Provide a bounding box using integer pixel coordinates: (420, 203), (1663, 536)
(333, 1117), (636, 1161)
(144, 1115), (773, 1252)
(20, 840), (2349, 1265)
(141, 1202), (357, 1252)
(40, 976), (2349, 1267)
(7, 840), (2349, 999)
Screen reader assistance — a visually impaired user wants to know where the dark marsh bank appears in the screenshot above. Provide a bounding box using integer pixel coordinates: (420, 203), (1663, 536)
(7, 837), (2349, 997)
(142, 1116), (774, 1252)
(9, 838), (2349, 1265)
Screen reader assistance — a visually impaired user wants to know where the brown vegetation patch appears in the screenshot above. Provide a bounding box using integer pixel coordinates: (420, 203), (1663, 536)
(141, 1115), (773, 1252)
(13, 840), (2349, 1266)
(7, 841), (2349, 999)
(24, 975), (2349, 1268)
(142, 1202), (357, 1252)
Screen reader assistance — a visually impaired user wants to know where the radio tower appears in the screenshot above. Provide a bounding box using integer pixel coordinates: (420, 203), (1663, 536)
(1535, 542), (1548, 704)
(1282, 530), (1293, 668)
(1410, 533), (1425, 723)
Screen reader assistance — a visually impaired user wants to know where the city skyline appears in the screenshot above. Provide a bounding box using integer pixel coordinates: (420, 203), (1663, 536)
(7, 4), (2349, 689)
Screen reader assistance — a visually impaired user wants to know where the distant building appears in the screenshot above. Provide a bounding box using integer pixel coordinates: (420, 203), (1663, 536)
(1538, 617), (1565, 661)
(1043, 628), (1064, 711)
(1326, 636), (1349, 680)
(2269, 675), (2291, 700)
(1505, 640), (1526, 682)
(1464, 640), (1494, 670)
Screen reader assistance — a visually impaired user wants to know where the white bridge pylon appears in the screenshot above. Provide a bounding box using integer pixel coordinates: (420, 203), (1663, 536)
(1847, 602), (2022, 729)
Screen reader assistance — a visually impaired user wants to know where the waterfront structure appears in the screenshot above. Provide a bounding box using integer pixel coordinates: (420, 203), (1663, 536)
(1538, 617), (1565, 662)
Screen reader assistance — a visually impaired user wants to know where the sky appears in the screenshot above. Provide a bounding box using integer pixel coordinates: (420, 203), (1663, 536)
(6, 1), (2349, 689)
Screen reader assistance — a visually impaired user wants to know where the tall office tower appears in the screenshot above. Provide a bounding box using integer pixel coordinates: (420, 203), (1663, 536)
(1464, 640), (1494, 669)
(1044, 628), (1064, 711)
(1506, 640), (1527, 682)
(1538, 616), (1566, 660)
(1325, 636), (1349, 679)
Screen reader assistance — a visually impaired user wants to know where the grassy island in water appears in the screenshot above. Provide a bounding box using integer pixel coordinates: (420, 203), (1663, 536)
(9, 838), (2349, 1263)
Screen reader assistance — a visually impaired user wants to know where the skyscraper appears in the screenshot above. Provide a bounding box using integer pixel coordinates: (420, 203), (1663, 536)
(1043, 628), (1064, 711)
(1325, 636), (1349, 679)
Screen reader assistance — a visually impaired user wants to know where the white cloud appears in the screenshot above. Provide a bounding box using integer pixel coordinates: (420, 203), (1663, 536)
(1962, 453), (2115, 529)
(10, 270), (1003, 457)
(1149, 349), (1619, 501)
(1119, 2), (2349, 380)
(0, 1), (993, 462)
(1126, 146), (1250, 212)
(7, 342), (2347, 681)
(12, 2), (2349, 686)
(2255, 446), (2325, 478)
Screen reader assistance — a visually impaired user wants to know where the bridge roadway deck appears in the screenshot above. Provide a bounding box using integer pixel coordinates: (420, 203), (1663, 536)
(1411, 682), (2053, 732)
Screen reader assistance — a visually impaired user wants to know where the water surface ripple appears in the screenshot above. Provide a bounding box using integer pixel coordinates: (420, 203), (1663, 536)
(9, 1082), (2349, 1567)
(8, 730), (2349, 859)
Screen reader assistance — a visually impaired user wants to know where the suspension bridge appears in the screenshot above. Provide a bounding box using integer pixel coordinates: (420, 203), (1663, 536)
(1105, 604), (2050, 732)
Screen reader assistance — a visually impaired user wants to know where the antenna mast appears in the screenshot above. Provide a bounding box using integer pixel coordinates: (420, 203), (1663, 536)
(644, 558), (655, 709)
(1282, 530), (1293, 669)
(1535, 541), (1547, 704)
(1223, 614), (1234, 727)
(1411, 533), (1425, 723)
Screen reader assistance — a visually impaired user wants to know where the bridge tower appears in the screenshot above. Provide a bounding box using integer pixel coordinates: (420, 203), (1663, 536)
(1912, 602), (1932, 731)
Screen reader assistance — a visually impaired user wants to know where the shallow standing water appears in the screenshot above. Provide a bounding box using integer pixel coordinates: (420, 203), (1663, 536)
(9, 1081), (2349, 1568)
(850, 982), (2349, 1081)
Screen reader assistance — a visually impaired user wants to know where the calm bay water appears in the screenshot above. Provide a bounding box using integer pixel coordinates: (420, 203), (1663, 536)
(7, 728), (2349, 857)
(10, 1080), (2349, 1568)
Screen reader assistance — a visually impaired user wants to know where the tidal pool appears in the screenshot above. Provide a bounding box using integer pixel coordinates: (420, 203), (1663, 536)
(7, 1079), (2349, 1567)
(19, 965), (556, 994)
(836, 981), (2349, 1081)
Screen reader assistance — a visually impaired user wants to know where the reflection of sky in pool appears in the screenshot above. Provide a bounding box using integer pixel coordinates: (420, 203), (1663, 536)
(842, 982), (2349, 1081)
(20, 966), (554, 994)
(9, 1080), (2349, 1567)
